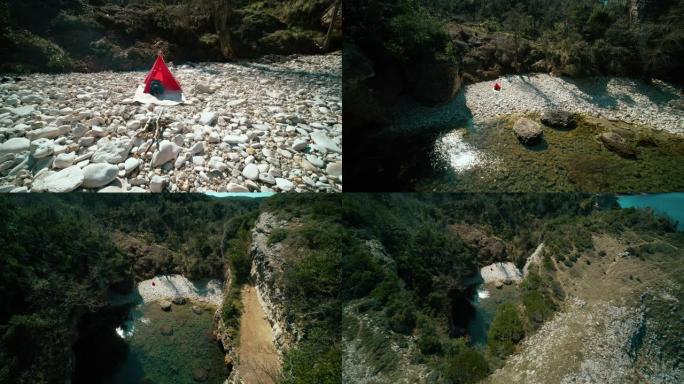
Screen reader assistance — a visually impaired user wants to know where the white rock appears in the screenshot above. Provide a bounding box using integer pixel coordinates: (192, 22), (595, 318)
(259, 172), (276, 185)
(92, 137), (132, 164)
(149, 175), (166, 192)
(71, 123), (87, 138)
(306, 154), (325, 168)
(30, 138), (54, 159)
(292, 139), (308, 151)
(53, 152), (76, 169)
(222, 135), (249, 144)
(27, 125), (70, 140)
(126, 120), (141, 131)
(82, 163), (119, 188)
(124, 157), (141, 175)
(9, 105), (35, 116)
(242, 163), (259, 180)
(226, 183), (249, 192)
(98, 186), (123, 193)
(42, 165), (84, 192)
(0, 137), (30, 154)
(275, 178), (294, 192)
(151, 140), (181, 167)
(199, 112), (217, 126)
(326, 161), (342, 178)
(310, 131), (341, 153)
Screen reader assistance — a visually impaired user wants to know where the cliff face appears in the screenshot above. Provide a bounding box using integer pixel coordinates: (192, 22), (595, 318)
(249, 211), (301, 354)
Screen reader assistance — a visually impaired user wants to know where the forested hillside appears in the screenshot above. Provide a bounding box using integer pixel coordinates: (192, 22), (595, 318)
(0, 194), (341, 384)
(340, 193), (682, 383)
(0, 0), (342, 73)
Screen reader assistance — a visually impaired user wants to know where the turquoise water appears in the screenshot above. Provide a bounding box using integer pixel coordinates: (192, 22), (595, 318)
(205, 192), (274, 198)
(617, 193), (684, 230)
(107, 301), (226, 384)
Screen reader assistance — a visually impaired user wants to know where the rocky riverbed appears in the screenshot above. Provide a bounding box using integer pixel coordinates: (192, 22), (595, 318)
(389, 74), (684, 136)
(0, 53), (341, 193)
(464, 75), (684, 134)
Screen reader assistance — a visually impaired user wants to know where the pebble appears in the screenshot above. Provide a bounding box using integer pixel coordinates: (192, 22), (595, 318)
(242, 163), (259, 180)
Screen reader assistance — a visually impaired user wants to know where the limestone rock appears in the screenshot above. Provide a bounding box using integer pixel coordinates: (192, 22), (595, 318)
(82, 163), (119, 188)
(41, 165), (84, 192)
(92, 138), (132, 164)
(0, 137), (30, 154)
(151, 140), (181, 167)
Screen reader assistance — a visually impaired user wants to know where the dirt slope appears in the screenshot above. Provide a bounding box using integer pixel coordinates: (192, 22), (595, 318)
(236, 285), (281, 384)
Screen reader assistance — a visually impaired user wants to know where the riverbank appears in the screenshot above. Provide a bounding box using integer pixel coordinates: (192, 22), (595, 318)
(388, 74), (684, 136)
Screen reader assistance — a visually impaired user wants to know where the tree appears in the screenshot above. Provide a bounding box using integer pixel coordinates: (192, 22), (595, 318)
(323, 0), (341, 51)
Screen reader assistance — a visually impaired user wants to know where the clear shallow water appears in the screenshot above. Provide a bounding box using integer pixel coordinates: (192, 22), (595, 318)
(107, 302), (226, 384)
(422, 115), (684, 192)
(618, 193), (684, 231)
(467, 284), (520, 347)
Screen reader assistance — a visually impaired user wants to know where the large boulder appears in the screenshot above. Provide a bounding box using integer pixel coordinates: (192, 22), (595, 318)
(541, 110), (575, 129)
(513, 117), (543, 145)
(600, 131), (637, 158)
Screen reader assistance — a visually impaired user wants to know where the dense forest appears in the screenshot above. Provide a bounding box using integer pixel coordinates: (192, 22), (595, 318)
(0, 0), (342, 73)
(345, 0), (684, 127)
(0, 194), (341, 384)
(340, 193), (680, 383)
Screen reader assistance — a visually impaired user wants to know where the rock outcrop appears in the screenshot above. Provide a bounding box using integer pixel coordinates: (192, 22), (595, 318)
(249, 212), (300, 353)
(480, 262), (523, 285)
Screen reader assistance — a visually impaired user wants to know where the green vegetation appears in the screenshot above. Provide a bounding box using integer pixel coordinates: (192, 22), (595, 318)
(268, 227), (288, 245)
(487, 303), (524, 359)
(272, 196), (342, 384)
(0, 0), (340, 73)
(340, 193), (681, 381)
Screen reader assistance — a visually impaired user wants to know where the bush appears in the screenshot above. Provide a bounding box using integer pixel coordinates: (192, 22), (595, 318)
(443, 347), (489, 384)
(487, 303), (524, 358)
(268, 228), (288, 245)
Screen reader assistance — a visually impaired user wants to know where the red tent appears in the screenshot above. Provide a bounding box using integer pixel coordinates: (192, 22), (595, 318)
(143, 55), (182, 93)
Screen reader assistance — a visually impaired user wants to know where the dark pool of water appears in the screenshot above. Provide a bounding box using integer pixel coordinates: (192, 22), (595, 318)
(618, 193), (684, 230)
(73, 301), (226, 384)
